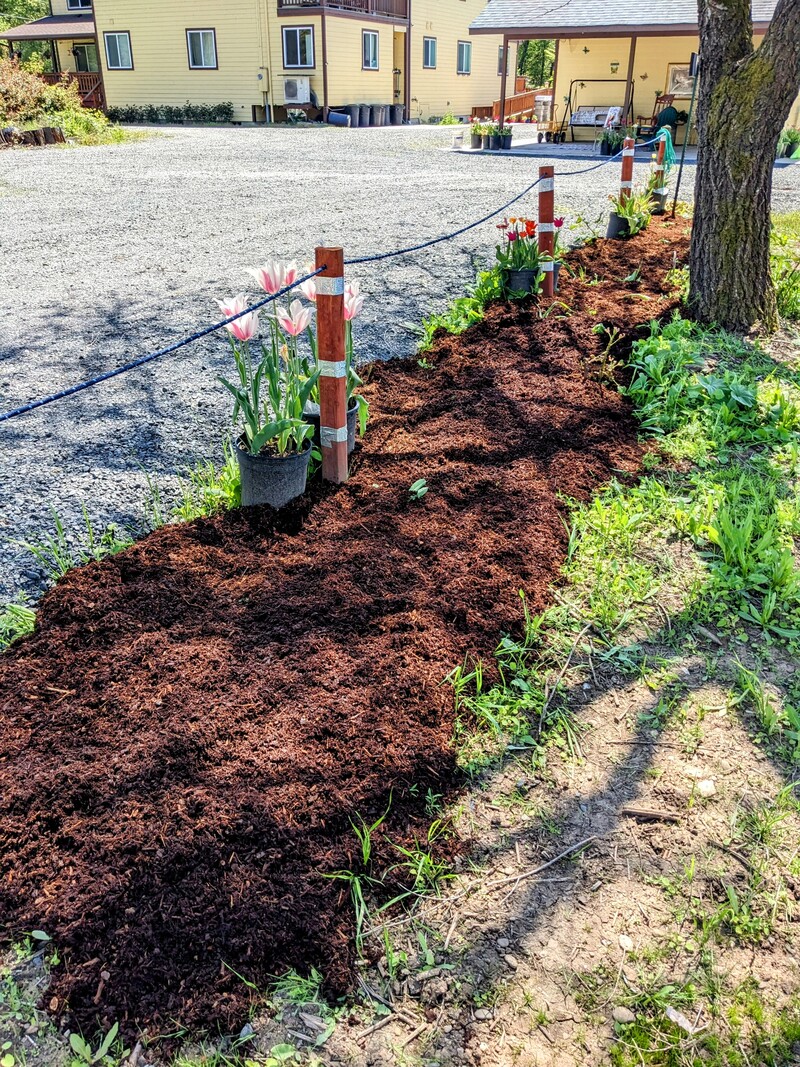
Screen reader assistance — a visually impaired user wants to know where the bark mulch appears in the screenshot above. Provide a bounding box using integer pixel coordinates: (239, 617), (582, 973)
(0, 218), (690, 1039)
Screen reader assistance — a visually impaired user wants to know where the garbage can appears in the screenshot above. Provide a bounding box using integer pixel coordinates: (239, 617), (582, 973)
(359, 104), (371, 127)
(346, 104), (360, 128)
(390, 104), (404, 126)
(327, 110), (350, 127)
(369, 104), (384, 127)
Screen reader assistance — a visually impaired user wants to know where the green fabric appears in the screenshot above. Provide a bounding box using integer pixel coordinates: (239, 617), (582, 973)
(656, 128), (677, 173)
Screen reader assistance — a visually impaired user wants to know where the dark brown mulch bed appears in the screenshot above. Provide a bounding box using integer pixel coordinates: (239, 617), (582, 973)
(0, 219), (690, 1039)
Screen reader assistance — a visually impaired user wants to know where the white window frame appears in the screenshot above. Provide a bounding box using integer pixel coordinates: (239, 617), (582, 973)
(422, 36), (437, 69)
(104, 31), (133, 71)
(362, 30), (379, 71)
(282, 25), (314, 69)
(66, 0), (92, 9)
(186, 29), (217, 70)
(457, 40), (472, 75)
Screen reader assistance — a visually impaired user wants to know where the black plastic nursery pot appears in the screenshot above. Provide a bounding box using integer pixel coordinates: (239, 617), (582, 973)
(651, 192), (668, 215)
(236, 437), (312, 508)
(303, 399), (359, 454)
(606, 212), (630, 239)
(489, 134), (502, 150)
(471, 133), (482, 149)
(481, 134), (491, 149)
(502, 134), (513, 149)
(506, 268), (540, 294)
(600, 140), (612, 156)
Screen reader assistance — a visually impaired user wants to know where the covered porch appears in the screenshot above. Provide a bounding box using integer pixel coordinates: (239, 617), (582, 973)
(469, 0), (778, 148)
(0, 13), (105, 111)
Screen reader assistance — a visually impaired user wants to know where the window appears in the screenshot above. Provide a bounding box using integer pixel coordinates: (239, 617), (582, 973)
(362, 30), (378, 70)
(282, 26), (314, 69)
(67, 0), (92, 9)
(186, 29), (217, 69)
(497, 45), (506, 76)
(457, 40), (472, 75)
(422, 36), (437, 69)
(104, 31), (133, 70)
(72, 43), (99, 72)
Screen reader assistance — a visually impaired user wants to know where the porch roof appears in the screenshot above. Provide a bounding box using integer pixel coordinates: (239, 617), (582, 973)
(469, 0), (777, 37)
(0, 14), (96, 42)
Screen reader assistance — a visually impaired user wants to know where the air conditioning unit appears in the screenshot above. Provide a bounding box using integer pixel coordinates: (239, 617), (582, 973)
(284, 76), (311, 105)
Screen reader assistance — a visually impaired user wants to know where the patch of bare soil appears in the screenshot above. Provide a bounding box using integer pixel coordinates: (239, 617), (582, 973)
(0, 220), (688, 1039)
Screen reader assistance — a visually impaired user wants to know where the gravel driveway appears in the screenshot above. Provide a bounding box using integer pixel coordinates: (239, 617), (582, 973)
(1, 125), (798, 602)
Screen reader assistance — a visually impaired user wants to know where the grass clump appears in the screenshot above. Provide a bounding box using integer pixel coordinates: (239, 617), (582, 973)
(0, 600), (35, 652)
(772, 211), (800, 321)
(415, 267), (503, 352)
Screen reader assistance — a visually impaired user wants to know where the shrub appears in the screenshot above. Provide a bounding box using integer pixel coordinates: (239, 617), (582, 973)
(106, 101), (234, 125)
(0, 57), (81, 124)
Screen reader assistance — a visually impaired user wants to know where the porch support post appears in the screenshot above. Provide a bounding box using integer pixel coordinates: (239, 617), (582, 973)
(404, 0), (411, 122)
(321, 8), (329, 120)
(622, 35), (637, 123)
(498, 33), (509, 126)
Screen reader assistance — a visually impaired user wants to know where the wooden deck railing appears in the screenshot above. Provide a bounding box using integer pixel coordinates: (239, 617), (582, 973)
(41, 72), (105, 111)
(277, 0), (409, 16)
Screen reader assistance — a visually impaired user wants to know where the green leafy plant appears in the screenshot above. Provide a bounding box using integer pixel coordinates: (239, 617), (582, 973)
(409, 478), (429, 501)
(0, 601), (36, 652)
(608, 189), (653, 236)
(68, 1023), (128, 1067)
(173, 442), (242, 520)
(20, 508), (133, 582)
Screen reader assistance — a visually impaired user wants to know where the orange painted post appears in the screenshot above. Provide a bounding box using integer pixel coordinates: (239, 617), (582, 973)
(538, 165), (555, 298)
(620, 135), (635, 203)
(315, 246), (348, 485)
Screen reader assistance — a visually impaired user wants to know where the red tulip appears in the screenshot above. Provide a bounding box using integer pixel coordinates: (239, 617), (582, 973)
(554, 217), (565, 227)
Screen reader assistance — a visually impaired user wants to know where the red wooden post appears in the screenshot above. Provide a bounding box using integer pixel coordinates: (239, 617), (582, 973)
(538, 164), (555, 298)
(652, 132), (667, 212)
(620, 135), (635, 202)
(315, 246), (348, 485)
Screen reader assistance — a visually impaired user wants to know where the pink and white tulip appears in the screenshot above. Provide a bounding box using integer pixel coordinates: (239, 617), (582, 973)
(344, 288), (365, 322)
(298, 275), (318, 302)
(275, 299), (313, 338)
(217, 294), (259, 343)
(247, 260), (285, 295)
(283, 260), (300, 288)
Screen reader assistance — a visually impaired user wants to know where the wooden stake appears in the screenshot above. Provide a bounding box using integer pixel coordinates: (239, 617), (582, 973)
(538, 165), (555, 298)
(315, 246), (348, 485)
(620, 136), (635, 202)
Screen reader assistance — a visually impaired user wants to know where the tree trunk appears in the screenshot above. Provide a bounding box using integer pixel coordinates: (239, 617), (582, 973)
(689, 0), (800, 331)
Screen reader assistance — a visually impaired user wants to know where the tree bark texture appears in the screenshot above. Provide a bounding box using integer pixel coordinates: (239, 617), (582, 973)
(689, 0), (800, 331)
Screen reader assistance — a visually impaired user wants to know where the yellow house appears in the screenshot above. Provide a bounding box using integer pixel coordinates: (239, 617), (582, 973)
(3, 0), (516, 123)
(469, 0), (800, 141)
(0, 0), (105, 109)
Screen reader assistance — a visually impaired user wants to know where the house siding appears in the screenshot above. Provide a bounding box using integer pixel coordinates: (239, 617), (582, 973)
(87, 0), (503, 120)
(93, 0), (266, 120)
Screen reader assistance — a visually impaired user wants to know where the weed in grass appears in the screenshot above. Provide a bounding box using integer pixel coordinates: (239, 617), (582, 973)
(69, 1021), (130, 1067)
(173, 442), (242, 520)
(0, 601), (35, 652)
(271, 967), (324, 1006)
(20, 507), (133, 582)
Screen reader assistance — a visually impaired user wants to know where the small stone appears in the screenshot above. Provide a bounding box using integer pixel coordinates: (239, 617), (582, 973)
(613, 1006), (636, 1024)
(474, 1008), (492, 1020)
(479, 1042), (489, 1052)
(497, 937), (510, 949)
(619, 935), (634, 952)
(443, 1025), (453, 1034)
(504, 954), (519, 969)
(240, 1023), (254, 1039)
(697, 779), (716, 798)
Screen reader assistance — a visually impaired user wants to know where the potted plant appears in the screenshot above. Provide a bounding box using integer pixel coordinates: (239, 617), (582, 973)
(495, 217), (543, 294)
(500, 125), (513, 150)
(277, 273), (369, 452)
(470, 121), (484, 150)
(606, 189), (653, 239)
(784, 127), (800, 158)
(599, 128), (624, 157)
(489, 123), (502, 151)
(217, 293), (319, 508)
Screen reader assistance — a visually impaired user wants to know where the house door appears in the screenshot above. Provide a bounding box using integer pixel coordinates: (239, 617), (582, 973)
(393, 31), (405, 109)
(72, 43), (99, 72)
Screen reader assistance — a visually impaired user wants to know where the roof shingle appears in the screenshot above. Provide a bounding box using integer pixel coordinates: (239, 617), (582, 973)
(469, 0), (777, 34)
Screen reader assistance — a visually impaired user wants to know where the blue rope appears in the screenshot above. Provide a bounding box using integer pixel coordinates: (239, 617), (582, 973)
(0, 269), (324, 424)
(0, 135), (663, 424)
(344, 136), (661, 266)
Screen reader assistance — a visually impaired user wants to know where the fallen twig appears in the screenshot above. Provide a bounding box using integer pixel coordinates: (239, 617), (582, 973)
(484, 836), (597, 892)
(621, 807), (680, 823)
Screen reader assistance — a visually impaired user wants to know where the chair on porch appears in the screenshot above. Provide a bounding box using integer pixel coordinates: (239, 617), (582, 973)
(637, 94), (676, 136)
